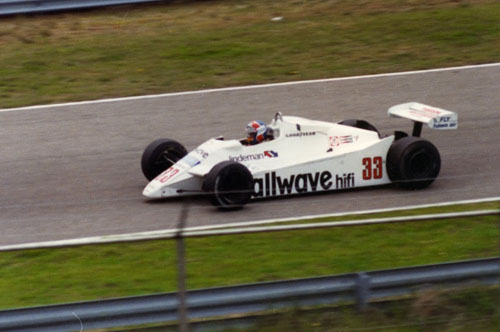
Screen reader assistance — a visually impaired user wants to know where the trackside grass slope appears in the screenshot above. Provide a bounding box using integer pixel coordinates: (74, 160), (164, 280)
(0, 0), (499, 108)
(0, 203), (498, 309)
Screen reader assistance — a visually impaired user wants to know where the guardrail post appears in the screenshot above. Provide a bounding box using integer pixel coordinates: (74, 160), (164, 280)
(176, 201), (190, 332)
(355, 272), (370, 312)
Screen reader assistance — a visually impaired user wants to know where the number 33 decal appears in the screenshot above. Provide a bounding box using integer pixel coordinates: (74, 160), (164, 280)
(362, 156), (383, 180)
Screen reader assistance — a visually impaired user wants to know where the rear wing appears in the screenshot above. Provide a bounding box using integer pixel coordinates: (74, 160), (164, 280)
(388, 102), (458, 137)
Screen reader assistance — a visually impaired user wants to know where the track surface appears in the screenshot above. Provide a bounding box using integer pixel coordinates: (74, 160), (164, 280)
(1, 65), (499, 246)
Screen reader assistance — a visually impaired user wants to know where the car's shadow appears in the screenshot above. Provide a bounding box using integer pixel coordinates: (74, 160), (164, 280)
(142, 184), (394, 211)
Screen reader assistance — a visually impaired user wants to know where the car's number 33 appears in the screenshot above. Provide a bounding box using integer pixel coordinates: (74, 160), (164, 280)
(362, 156), (383, 180)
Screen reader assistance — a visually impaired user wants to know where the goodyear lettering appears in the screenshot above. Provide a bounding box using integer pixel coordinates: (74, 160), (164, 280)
(285, 131), (316, 137)
(254, 171), (354, 197)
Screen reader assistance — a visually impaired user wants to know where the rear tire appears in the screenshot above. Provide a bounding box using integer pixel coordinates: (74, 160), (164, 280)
(202, 161), (253, 209)
(387, 137), (441, 189)
(141, 139), (187, 181)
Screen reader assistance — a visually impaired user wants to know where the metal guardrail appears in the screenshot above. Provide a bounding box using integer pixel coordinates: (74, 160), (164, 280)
(0, 257), (498, 332)
(0, 0), (162, 16)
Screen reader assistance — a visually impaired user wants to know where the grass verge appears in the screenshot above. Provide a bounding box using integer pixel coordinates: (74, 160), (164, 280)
(0, 202), (498, 310)
(0, 0), (499, 108)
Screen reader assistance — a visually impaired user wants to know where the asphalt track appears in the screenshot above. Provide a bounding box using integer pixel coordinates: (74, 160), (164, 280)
(1, 64), (499, 246)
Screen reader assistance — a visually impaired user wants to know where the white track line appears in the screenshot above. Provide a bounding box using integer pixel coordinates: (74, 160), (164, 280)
(0, 196), (498, 251)
(1, 63), (499, 113)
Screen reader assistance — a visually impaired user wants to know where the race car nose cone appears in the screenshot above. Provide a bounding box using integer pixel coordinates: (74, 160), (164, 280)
(143, 181), (179, 198)
(142, 185), (162, 198)
(142, 180), (164, 198)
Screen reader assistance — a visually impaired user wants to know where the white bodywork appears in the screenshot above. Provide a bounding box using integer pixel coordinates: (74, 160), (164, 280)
(143, 103), (457, 199)
(388, 102), (458, 130)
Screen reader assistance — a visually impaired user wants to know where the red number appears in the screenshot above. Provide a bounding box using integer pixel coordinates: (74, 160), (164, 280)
(362, 158), (372, 180)
(373, 156), (383, 179)
(362, 156), (383, 180)
(158, 167), (179, 183)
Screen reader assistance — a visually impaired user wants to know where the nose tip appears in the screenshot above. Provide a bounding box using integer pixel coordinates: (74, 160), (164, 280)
(143, 183), (162, 198)
(143, 182), (181, 198)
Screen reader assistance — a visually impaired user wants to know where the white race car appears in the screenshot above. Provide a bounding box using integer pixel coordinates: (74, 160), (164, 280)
(141, 102), (457, 209)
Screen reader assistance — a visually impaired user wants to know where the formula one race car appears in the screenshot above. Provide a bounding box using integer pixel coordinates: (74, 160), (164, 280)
(141, 102), (457, 209)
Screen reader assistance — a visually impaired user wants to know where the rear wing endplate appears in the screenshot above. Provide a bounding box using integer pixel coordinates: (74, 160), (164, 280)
(388, 102), (458, 136)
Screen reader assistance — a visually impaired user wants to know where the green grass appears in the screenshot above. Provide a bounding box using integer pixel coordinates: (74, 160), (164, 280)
(0, 0), (499, 108)
(0, 203), (498, 310)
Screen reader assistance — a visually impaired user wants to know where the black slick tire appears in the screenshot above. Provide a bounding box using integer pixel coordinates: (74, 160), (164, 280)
(202, 161), (253, 210)
(141, 139), (187, 181)
(386, 136), (441, 189)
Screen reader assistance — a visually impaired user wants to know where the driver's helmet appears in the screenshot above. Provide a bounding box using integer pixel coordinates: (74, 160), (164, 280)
(246, 120), (269, 145)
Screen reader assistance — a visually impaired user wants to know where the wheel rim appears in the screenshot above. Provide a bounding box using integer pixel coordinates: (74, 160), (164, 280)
(216, 169), (251, 206)
(406, 148), (437, 179)
(154, 149), (183, 169)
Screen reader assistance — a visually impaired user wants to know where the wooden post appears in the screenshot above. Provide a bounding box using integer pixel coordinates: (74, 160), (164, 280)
(176, 202), (190, 332)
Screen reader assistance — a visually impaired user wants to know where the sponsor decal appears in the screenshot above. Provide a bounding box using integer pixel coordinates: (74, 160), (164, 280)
(409, 106), (442, 119)
(433, 123), (457, 129)
(423, 107), (442, 115)
(329, 136), (340, 148)
(340, 135), (354, 144)
(194, 148), (209, 158)
(432, 116), (457, 129)
(286, 131), (316, 138)
(181, 148), (209, 167)
(328, 135), (354, 149)
(264, 150), (277, 158)
(181, 155), (201, 167)
(254, 171), (355, 197)
(229, 150), (278, 162)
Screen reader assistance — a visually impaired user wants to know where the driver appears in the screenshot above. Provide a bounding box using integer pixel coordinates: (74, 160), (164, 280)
(245, 120), (273, 145)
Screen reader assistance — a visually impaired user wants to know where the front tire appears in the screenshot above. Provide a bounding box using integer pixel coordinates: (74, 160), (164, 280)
(202, 161), (253, 210)
(141, 139), (187, 181)
(386, 137), (441, 189)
